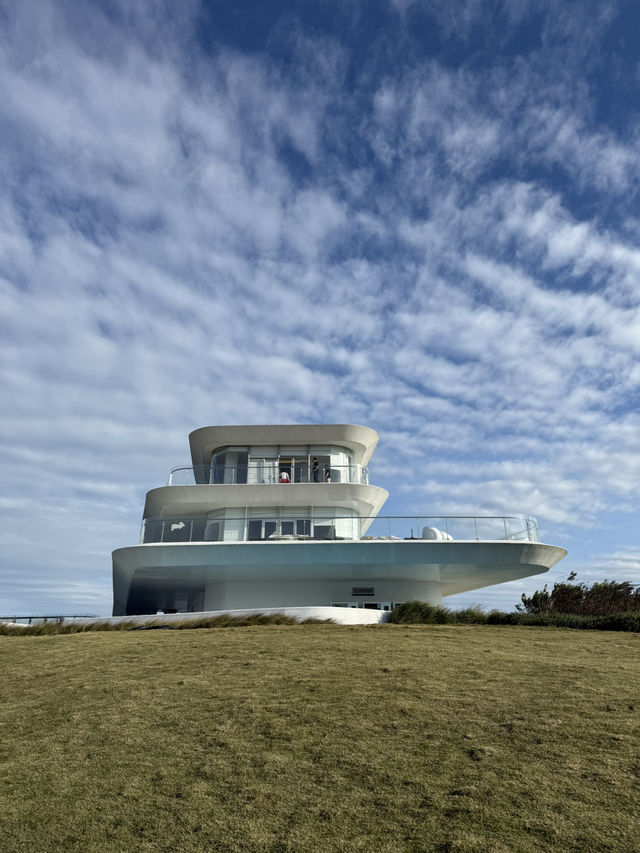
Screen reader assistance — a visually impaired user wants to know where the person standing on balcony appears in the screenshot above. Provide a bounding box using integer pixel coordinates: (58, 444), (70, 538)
(324, 464), (331, 483)
(312, 457), (320, 482)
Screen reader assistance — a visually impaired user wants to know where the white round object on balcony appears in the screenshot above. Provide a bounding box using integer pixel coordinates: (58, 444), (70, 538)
(422, 526), (446, 540)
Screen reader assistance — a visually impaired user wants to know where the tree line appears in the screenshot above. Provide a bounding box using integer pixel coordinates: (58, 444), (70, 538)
(516, 572), (640, 616)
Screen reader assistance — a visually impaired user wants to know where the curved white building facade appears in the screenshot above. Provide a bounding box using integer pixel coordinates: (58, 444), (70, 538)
(112, 424), (566, 616)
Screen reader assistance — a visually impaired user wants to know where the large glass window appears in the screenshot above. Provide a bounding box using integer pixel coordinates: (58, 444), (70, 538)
(309, 446), (354, 483)
(210, 448), (248, 483)
(141, 519), (163, 543)
(143, 506), (358, 543)
(278, 447), (306, 484)
(144, 518), (193, 543)
(247, 519), (262, 540)
(312, 507), (358, 539)
(225, 449), (248, 483)
(223, 508), (246, 541)
(296, 519), (311, 536)
(247, 518), (278, 540)
(210, 445), (356, 484)
(205, 510), (224, 541)
(242, 506), (357, 540)
(310, 454), (331, 483)
(210, 450), (226, 484)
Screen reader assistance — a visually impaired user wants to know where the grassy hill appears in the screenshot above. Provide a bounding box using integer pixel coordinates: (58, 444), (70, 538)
(1, 624), (638, 852)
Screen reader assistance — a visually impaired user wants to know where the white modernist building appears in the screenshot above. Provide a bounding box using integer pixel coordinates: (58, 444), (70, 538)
(112, 424), (566, 616)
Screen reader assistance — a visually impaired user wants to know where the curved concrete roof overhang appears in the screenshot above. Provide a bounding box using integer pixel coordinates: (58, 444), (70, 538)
(188, 424), (380, 469)
(143, 483), (389, 520)
(113, 540), (567, 592)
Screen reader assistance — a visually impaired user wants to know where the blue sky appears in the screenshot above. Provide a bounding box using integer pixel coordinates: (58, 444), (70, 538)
(2, 0), (640, 615)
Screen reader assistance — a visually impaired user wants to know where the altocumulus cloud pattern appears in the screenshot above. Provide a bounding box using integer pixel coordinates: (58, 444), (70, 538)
(1, 0), (640, 615)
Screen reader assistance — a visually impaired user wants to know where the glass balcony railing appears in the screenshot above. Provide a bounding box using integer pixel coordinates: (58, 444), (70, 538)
(139, 514), (539, 545)
(166, 464), (370, 486)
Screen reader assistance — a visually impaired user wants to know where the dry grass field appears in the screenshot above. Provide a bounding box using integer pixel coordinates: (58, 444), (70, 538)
(1, 623), (638, 852)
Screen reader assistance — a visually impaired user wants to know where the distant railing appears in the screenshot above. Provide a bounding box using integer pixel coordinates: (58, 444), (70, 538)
(0, 615), (98, 624)
(167, 464), (370, 486)
(139, 514), (539, 545)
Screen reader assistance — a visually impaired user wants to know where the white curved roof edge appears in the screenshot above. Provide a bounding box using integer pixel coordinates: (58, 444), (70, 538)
(189, 424), (380, 467)
(142, 483), (389, 518)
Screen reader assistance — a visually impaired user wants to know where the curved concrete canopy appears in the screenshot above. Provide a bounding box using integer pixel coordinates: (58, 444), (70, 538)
(112, 539), (567, 615)
(143, 483), (389, 520)
(188, 424), (380, 468)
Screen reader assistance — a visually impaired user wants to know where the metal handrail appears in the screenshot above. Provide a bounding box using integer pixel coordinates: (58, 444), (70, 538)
(139, 514), (539, 545)
(0, 615), (99, 624)
(167, 463), (370, 486)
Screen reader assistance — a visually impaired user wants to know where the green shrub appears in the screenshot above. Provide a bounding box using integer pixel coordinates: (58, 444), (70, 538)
(453, 605), (488, 624)
(485, 610), (640, 632)
(517, 574), (640, 616)
(389, 602), (640, 633)
(389, 601), (487, 625)
(390, 601), (446, 624)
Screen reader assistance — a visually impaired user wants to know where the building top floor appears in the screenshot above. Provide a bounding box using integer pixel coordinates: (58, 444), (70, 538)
(188, 424), (380, 469)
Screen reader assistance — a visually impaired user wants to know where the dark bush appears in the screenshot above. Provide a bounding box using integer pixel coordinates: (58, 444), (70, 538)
(389, 601), (488, 625)
(389, 601), (452, 624)
(452, 606), (488, 624)
(486, 610), (640, 632)
(517, 575), (640, 616)
(389, 600), (640, 633)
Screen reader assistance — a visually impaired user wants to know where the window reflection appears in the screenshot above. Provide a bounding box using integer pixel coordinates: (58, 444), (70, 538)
(207, 445), (362, 484)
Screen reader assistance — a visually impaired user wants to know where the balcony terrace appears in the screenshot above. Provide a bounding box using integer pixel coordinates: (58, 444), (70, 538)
(167, 463), (370, 486)
(140, 514), (539, 544)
